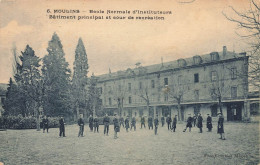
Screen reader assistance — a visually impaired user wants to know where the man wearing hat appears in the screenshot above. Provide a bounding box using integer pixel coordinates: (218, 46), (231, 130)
(141, 115), (146, 129)
(131, 116), (136, 131)
(103, 114), (110, 136)
(119, 116), (124, 128)
(125, 116), (130, 132)
(59, 116), (66, 137)
(78, 114), (84, 137)
(206, 114), (213, 132)
(172, 115), (177, 132)
(197, 113), (203, 133)
(94, 116), (99, 133)
(154, 115), (159, 135)
(148, 115), (153, 130)
(113, 114), (120, 139)
(217, 113), (225, 140)
(161, 116), (165, 127)
(166, 115), (172, 130)
(42, 115), (49, 133)
(183, 114), (192, 132)
(89, 115), (94, 132)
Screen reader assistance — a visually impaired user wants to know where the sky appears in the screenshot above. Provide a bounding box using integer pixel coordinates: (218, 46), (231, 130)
(0, 0), (251, 84)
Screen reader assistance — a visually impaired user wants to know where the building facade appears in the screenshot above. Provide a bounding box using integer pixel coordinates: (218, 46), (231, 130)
(97, 46), (252, 121)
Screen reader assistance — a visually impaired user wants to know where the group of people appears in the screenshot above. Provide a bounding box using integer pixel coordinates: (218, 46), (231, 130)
(41, 112), (225, 140)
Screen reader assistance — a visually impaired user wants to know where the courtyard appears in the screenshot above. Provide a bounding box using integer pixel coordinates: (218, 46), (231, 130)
(0, 122), (259, 165)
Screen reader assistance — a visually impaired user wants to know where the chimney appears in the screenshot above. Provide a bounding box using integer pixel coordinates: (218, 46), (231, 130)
(223, 46), (227, 57)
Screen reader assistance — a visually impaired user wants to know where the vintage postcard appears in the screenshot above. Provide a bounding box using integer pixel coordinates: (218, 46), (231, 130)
(0, 0), (259, 164)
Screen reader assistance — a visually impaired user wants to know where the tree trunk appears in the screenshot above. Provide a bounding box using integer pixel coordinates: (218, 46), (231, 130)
(177, 103), (182, 121)
(218, 97), (223, 115)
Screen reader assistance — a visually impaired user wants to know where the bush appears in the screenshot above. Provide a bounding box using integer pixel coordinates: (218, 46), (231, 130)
(0, 116), (60, 129)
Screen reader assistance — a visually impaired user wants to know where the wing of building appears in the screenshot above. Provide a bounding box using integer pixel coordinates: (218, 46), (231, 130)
(96, 46), (259, 121)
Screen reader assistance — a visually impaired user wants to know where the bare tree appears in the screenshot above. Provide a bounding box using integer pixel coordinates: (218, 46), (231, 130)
(135, 80), (151, 116)
(164, 84), (186, 121)
(112, 79), (127, 117)
(223, 0), (260, 90)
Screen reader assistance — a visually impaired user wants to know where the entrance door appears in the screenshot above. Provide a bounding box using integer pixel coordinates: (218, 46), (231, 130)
(227, 102), (242, 121)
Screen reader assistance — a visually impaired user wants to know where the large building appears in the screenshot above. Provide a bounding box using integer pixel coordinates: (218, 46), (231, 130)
(97, 46), (255, 121)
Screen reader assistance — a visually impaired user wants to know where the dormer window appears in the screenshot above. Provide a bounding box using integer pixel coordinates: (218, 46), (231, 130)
(210, 52), (219, 61)
(177, 59), (187, 67)
(193, 56), (202, 65)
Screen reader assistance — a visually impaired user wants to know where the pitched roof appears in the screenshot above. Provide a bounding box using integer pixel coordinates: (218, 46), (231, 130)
(97, 49), (246, 82)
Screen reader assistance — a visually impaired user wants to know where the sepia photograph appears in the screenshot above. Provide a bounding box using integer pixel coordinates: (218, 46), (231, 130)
(0, 0), (259, 164)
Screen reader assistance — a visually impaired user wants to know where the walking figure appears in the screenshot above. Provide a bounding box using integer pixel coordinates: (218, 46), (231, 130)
(217, 113), (225, 140)
(125, 116), (130, 132)
(59, 116), (66, 137)
(154, 115), (159, 135)
(193, 114), (197, 127)
(103, 114), (110, 136)
(94, 116), (99, 133)
(197, 113), (203, 133)
(148, 115), (153, 130)
(78, 114), (84, 137)
(161, 116), (165, 127)
(166, 115), (172, 130)
(183, 114), (192, 132)
(113, 114), (120, 139)
(42, 116), (49, 133)
(141, 116), (145, 128)
(172, 115), (177, 132)
(89, 115), (94, 132)
(131, 116), (136, 131)
(206, 114), (212, 132)
(119, 116), (124, 128)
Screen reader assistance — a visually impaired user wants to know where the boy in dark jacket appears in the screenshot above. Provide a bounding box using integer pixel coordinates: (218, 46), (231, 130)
(78, 114), (84, 137)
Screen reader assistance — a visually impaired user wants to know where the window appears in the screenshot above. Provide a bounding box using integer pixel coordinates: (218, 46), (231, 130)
(118, 85), (121, 92)
(139, 82), (142, 89)
(194, 73), (199, 83)
(135, 112), (137, 117)
(164, 78), (168, 86)
(129, 96), (132, 104)
(193, 56), (202, 64)
(178, 75), (182, 85)
(194, 105), (200, 115)
(194, 90), (199, 101)
(211, 71), (217, 82)
(151, 80), (155, 88)
(210, 52), (219, 61)
(211, 104), (218, 117)
(128, 83), (131, 92)
(231, 87), (237, 98)
(109, 98), (112, 106)
(139, 109), (143, 117)
(123, 112), (126, 116)
(99, 87), (102, 94)
(231, 68), (237, 79)
(108, 86), (112, 93)
(164, 94), (168, 102)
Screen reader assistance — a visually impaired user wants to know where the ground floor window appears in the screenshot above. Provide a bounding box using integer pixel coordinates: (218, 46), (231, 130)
(139, 109), (143, 117)
(193, 105), (200, 115)
(250, 103), (259, 116)
(210, 104), (218, 117)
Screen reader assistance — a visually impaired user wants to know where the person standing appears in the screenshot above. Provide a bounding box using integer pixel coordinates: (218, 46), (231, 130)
(59, 116), (66, 137)
(183, 114), (192, 132)
(119, 116), (124, 128)
(154, 115), (159, 135)
(42, 116), (49, 133)
(113, 114), (120, 139)
(206, 114), (213, 132)
(193, 114), (197, 127)
(172, 115), (177, 132)
(78, 114), (84, 137)
(125, 116), (130, 132)
(161, 116), (165, 127)
(103, 114), (110, 136)
(89, 115), (94, 132)
(197, 113), (203, 133)
(141, 116), (146, 129)
(94, 116), (99, 133)
(166, 115), (172, 130)
(217, 113), (225, 140)
(148, 115), (153, 130)
(131, 116), (136, 131)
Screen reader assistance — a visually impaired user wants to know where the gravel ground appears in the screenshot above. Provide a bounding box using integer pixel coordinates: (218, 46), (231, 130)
(0, 122), (259, 165)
